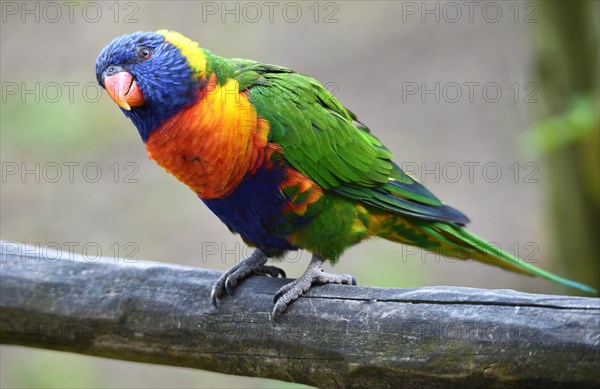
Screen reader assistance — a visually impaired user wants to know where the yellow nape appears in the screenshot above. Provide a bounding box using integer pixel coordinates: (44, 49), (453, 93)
(157, 29), (206, 75)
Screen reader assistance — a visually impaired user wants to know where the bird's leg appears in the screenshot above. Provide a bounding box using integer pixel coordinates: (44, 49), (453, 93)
(272, 255), (356, 320)
(211, 249), (286, 307)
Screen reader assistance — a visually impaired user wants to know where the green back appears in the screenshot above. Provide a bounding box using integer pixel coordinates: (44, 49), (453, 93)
(229, 59), (469, 224)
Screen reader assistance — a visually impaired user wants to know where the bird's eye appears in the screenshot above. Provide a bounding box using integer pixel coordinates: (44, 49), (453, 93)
(137, 47), (152, 61)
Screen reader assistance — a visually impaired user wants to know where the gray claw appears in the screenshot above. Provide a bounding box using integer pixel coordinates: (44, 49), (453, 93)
(211, 288), (219, 307)
(224, 276), (239, 295)
(271, 255), (356, 321)
(211, 250), (286, 307)
(255, 265), (286, 278)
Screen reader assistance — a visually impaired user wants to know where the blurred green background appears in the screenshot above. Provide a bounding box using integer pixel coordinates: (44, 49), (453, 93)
(1, 1), (598, 388)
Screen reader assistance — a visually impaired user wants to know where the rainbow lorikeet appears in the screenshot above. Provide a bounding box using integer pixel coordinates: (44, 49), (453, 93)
(96, 30), (596, 319)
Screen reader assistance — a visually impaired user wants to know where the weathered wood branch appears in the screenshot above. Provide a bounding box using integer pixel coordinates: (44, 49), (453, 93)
(1, 241), (599, 388)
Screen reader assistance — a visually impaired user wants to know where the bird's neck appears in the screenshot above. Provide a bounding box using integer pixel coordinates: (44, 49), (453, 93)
(145, 74), (270, 199)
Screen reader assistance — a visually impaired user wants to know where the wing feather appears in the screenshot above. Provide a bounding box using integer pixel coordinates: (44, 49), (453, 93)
(231, 60), (470, 225)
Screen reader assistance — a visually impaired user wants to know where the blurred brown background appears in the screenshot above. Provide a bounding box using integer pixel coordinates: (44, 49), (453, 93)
(1, 1), (598, 388)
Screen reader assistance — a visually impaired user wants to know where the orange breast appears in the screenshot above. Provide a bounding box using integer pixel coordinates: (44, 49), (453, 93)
(145, 75), (269, 199)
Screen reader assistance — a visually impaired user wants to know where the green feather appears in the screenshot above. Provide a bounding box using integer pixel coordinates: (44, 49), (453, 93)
(221, 57), (595, 294)
(436, 224), (598, 294)
(230, 60), (468, 223)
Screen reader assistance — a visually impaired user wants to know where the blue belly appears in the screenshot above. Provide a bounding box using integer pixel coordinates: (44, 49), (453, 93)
(202, 166), (300, 251)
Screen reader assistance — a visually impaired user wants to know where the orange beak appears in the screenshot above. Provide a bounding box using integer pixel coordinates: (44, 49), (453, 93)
(104, 71), (145, 110)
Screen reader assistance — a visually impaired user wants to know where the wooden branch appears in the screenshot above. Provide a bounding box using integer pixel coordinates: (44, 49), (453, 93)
(1, 241), (599, 388)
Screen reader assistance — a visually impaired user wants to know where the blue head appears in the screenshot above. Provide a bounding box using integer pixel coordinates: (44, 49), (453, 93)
(96, 31), (202, 141)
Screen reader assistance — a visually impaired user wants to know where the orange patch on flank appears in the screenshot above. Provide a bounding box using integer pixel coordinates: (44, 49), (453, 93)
(281, 168), (323, 216)
(145, 74), (269, 199)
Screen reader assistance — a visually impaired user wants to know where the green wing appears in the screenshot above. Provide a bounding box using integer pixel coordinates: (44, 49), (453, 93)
(231, 60), (469, 224)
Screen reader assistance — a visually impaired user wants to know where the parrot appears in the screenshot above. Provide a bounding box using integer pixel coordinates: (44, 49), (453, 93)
(95, 30), (597, 319)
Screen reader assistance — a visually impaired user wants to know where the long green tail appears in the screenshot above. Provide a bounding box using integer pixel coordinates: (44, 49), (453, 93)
(429, 223), (597, 294)
(373, 213), (598, 294)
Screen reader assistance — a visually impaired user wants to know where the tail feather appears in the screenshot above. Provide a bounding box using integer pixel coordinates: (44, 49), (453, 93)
(369, 212), (597, 294)
(442, 225), (597, 294)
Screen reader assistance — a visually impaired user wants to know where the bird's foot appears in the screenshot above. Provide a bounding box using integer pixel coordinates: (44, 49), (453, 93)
(272, 255), (356, 321)
(211, 249), (285, 307)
